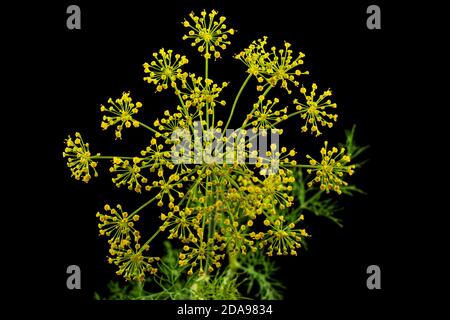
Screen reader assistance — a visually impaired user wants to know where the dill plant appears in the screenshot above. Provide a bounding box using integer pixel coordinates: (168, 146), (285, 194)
(63, 9), (365, 299)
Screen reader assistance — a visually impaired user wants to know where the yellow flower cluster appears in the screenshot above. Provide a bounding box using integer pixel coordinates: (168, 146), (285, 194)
(306, 141), (356, 194)
(234, 37), (269, 77)
(235, 36), (309, 93)
(96, 203), (160, 281)
(182, 9), (235, 59)
(181, 238), (225, 275)
(62, 9), (359, 282)
(180, 75), (228, 111)
(139, 137), (173, 174)
(247, 96), (288, 130)
(294, 83), (337, 136)
(256, 144), (297, 177)
(260, 215), (309, 256)
(100, 91), (142, 139)
(110, 157), (148, 193)
(143, 48), (189, 91)
(151, 163), (308, 275)
(153, 110), (189, 139)
(96, 204), (140, 247)
(63, 132), (99, 183)
(109, 242), (159, 282)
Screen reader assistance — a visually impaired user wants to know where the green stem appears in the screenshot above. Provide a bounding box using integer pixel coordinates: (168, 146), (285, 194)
(202, 173), (212, 275)
(224, 73), (252, 131)
(198, 106), (206, 137)
(177, 92), (186, 109)
(271, 110), (302, 127)
(205, 44), (209, 80)
(229, 253), (240, 270)
(206, 172), (219, 275)
(205, 47), (210, 129)
(91, 155), (135, 160)
(293, 164), (317, 169)
(140, 228), (161, 253)
(177, 93), (196, 134)
(129, 195), (158, 219)
(301, 190), (323, 208)
(222, 252), (241, 286)
(138, 121), (160, 135)
(297, 169), (306, 204)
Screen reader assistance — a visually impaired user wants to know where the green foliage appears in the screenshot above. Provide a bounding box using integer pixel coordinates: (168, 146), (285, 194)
(238, 251), (285, 300)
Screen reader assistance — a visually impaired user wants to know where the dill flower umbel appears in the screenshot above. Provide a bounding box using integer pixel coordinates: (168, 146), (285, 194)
(234, 37), (270, 77)
(62, 8), (362, 289)
(63, 132), (99, 183)
(143, 48), (189, 92)
(109, 157), (148, 193)
(159, 207), (201, 242)
(96, 204), (141, 247)
(180, 74), (228, 110)
(182, 9), (235, 59)
(262, 217), (309, 256)
(306, 141), (356, 194)
(100, 91), (142, 139)
(247, 96), (288, 130)
(264, 42), (308, 93)
(294, 83), (337, 136)
(108, 241), (159, 281)
(235, 37), (309, 93)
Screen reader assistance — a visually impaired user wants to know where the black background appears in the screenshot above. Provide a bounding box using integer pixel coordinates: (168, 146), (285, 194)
(9, 0), (433, 316)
